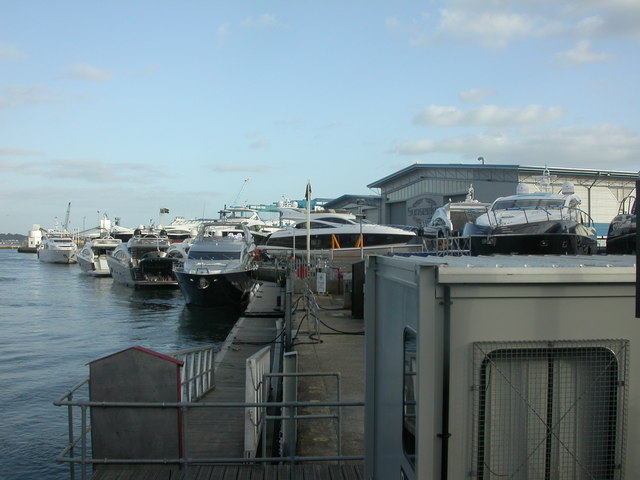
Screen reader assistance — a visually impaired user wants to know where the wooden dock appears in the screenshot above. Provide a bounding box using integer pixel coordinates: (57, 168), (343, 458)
(187, 282), (283, 459)
(93, 463), (364, 480)
(91, 282), (365, 480)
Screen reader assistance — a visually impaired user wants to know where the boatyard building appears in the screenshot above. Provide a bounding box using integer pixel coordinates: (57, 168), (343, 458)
(367, 164), (638, 236)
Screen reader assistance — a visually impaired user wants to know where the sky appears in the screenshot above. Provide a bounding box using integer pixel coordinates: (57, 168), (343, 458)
(1, 0), (639, 234)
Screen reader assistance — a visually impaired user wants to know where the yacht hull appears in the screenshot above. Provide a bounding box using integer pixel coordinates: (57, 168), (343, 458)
(38, 249), (77, 264)
(107, 256), (178, 288)
(606, 232), (636, 255)
(470, 232), (597, 256)
(606, 213), (636, 254)
(467, 220), (597, 256)
(77, 255), (111, 276)
(175, 270), (255, 308)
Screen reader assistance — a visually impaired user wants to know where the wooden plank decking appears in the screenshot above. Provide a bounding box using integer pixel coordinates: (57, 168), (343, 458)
(92, 282), (286, 480)
(93, 463), (365, 480)
(187, 282), (283, 459)
(90, 282), (366, 480)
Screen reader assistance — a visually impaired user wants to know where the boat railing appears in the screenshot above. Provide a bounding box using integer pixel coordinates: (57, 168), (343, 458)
(618, 194), (636, 215)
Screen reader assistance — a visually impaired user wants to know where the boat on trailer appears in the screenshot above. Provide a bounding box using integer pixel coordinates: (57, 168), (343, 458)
(606, 194), (636, 254)
(463, 169), (597, 255)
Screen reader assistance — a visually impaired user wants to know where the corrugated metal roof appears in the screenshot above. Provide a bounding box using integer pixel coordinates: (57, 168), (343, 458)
(368, 163), (638, 189)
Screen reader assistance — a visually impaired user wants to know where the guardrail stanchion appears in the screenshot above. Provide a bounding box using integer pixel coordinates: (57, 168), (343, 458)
(68, 392), (75, 480)
(80, 405), (87, 480)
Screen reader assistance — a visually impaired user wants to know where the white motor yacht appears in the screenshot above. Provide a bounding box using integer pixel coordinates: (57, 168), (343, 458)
(174, 224), (257, 308)
(464, 169), (597, 255)
(165, 207), (277, 245)
(37, 231), (78, 264)
(423, 186), (490, 239)
(77, 236), (122, 276)
(265, 208), (416, 250)
(106, 227), (178, 288)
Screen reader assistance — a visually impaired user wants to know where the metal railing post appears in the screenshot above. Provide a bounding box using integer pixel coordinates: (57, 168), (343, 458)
(337, 372), (342, 462)
(289, 402), (296, 480)
(285, 276), (293, 351)
(68, 392), (75, 480)
(262, 375), (268, 459)
(81, 406), (87, 480)
(182, 403), (190, 480)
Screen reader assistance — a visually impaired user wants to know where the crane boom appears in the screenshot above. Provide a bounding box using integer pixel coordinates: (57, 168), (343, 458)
(63, 202), (71, 232)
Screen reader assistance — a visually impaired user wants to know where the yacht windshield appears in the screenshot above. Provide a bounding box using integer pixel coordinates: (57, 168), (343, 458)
(189, 251), (241, 261)
(493, 198), (565, 210)
(322, 217), (356, 225)
(295, 221), (336, 229)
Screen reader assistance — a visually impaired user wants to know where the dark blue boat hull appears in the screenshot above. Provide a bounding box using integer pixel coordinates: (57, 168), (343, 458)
(175, 269), (256, 308)
(467, 220), (597, 256)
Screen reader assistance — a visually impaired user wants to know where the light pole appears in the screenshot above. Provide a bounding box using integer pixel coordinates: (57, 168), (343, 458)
(291, 225), (296, 263)
(356, 199), (365, 260)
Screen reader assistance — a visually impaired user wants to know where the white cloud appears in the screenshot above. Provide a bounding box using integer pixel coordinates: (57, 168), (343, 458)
(1, 157), (166, 183)
(216, 23), (230, 46)
(413, 104), (564, 127)
(241, 14), (282, 29)
(249, 139), (271, 149)
(0, 43), (25, 59)
(565, 0), (640, 39)
(438, 8), (539, 48)
(459, 89), (496, 104)
(394, 124), (640, 170)
(69, 63), (113, 82)
(556, 40), (612, 65)
(0, 147), (42, 156)
(388, 1), (640, 49)
(211, 164), (270, 172)
(0, 85), (61, 110)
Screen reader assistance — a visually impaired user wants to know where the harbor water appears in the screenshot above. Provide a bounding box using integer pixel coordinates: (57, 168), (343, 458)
(0, 249), (239, 479)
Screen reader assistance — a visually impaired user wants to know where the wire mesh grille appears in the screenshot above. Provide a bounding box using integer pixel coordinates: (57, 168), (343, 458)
(471, 339), (628, 480)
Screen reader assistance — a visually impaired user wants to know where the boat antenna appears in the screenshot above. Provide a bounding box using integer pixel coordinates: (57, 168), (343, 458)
(232, 178), (250, 206)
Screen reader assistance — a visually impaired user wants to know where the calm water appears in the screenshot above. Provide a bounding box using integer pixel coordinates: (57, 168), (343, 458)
(0, 249), (238, 479)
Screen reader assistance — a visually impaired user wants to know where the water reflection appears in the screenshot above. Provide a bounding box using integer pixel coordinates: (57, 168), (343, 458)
(110, 283), (182, 310)
(178, 304), (240, 342)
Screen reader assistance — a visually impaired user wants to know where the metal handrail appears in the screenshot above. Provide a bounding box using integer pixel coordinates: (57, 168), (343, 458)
(170, 344), (217, 402)
(54, 389), (364, 480)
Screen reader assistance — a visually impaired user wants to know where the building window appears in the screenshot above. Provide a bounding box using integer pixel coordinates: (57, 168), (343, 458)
(471, 340), (628, 480)
(403, 328), (417, 467)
